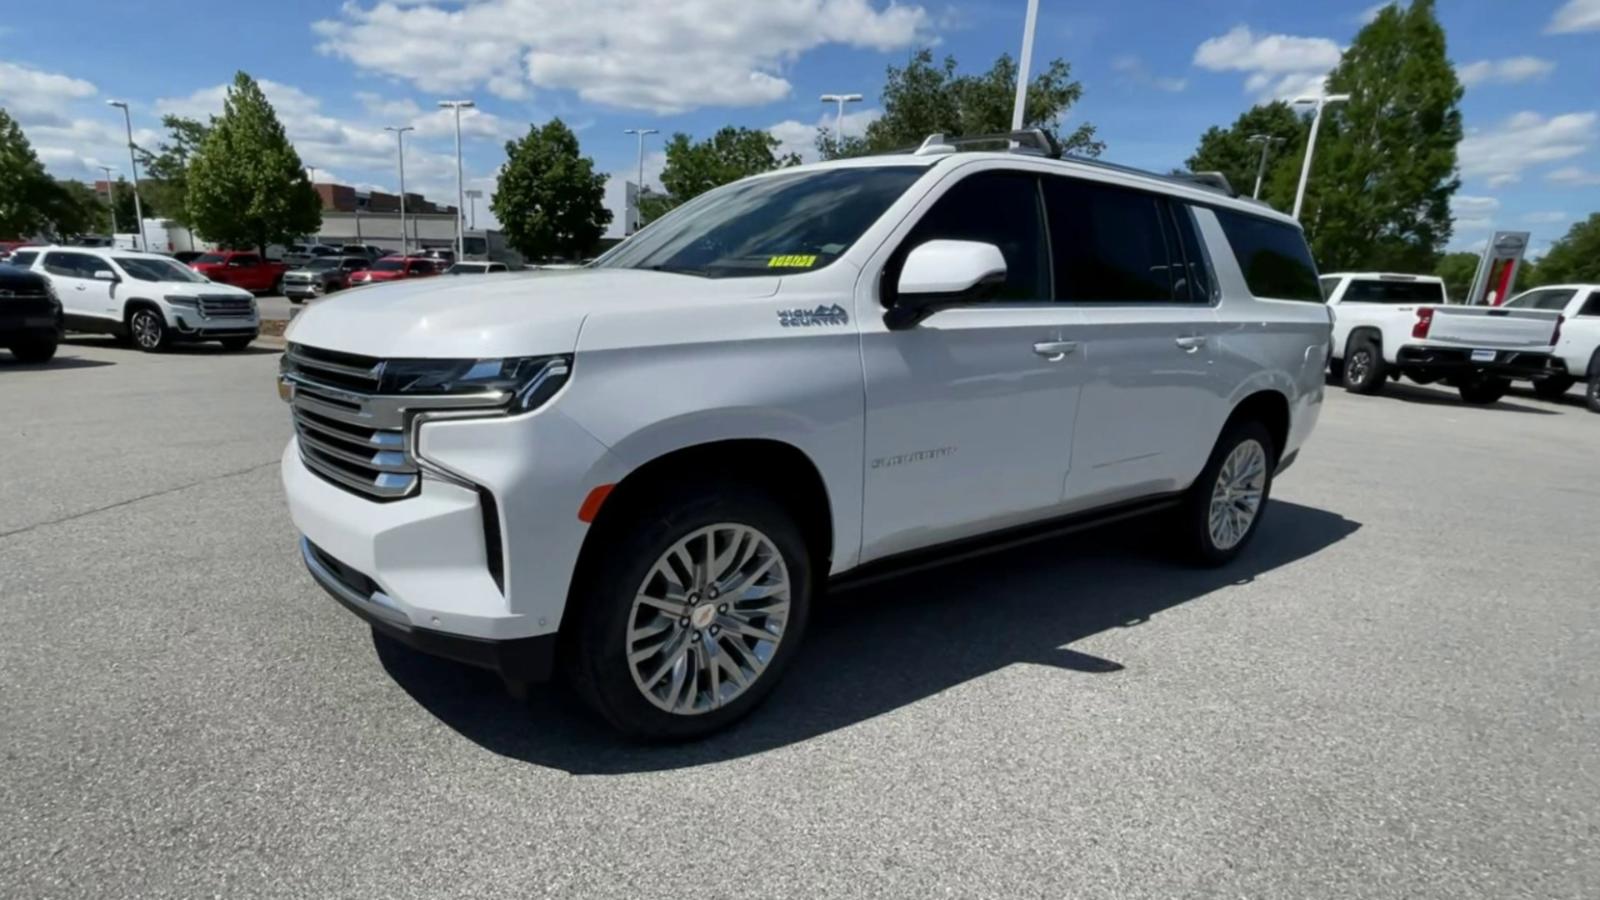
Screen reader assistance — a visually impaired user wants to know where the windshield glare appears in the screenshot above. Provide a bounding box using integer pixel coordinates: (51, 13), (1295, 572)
(116, 257), (206, 283)
(597, 166), (925, 278)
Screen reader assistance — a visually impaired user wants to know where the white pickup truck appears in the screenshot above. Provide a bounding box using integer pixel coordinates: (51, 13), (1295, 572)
(1501, 284), (1600, 412)
(1321, 273), (1561, 404)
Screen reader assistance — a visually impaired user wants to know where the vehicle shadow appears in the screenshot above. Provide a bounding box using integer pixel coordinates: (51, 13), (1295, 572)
(62, 336), (281, 356)
(1504, 384), (1587, 411)
(1376, 382), (1557, 415)
(376, 500), (1360, 773)
(0, 354), (115, 371)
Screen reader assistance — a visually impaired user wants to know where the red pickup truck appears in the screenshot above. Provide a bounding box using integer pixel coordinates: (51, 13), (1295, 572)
(189, 251), (290, 294)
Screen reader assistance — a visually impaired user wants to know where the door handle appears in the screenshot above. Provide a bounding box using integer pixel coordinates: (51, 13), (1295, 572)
(1175, 335), (1208, 352)
(75, 285), (86, 291)
(1033, 340), (1080, 361)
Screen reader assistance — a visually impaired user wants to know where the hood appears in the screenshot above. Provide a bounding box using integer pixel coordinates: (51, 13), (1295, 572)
(155, 280), (253, 298)
(284, 267), (780, 358)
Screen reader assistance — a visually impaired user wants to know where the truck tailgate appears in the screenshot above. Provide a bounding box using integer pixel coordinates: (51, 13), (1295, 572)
(1428, 307), (1558, 350)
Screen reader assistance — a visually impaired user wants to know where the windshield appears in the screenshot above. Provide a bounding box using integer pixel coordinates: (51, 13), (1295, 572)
(371, 258), (405, 272)
(116, 257), (207, 283)
(1340, 279), (1446, 304)
(305, 258), (341, 271)
(194, 253), (227, 264)
(597, 166), (925, 278)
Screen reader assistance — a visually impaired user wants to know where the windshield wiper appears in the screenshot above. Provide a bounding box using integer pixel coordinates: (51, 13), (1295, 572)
(638, 264), (710, 278)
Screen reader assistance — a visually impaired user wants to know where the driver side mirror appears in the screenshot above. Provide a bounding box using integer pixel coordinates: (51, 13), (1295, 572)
(884, 240), (1007, 330)
(92, 269), (119, 283)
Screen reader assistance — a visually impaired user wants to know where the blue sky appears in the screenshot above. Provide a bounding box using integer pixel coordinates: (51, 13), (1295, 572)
(2, 0), (1597, 250)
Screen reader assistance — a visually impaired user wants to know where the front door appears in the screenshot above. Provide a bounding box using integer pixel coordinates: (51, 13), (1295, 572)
(858, 168), (1086, 561)
(42, 251), (117, 329)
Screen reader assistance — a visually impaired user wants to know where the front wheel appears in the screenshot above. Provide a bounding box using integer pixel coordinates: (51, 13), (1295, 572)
(1458, 376), (1510, 405)
(128, 308), (169, 352)
(1174, 421), (1276, 567)
(1532, 375), (1575, 400)
(564, 483), (812, 740)
(8, 337), (58, 364)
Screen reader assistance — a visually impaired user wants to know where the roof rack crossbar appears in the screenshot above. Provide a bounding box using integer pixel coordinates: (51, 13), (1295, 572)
(910, 128), (1063, 159)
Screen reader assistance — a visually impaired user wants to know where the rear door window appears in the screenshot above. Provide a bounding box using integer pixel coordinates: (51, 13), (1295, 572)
(1340, 279), (1447, 304)
(1043, 175), (1177, 303)
(1213, 208), (1321, 302)
(43, 252), (92, 278)
(1505, 288), (1577, 311)
(899, 170), (1048, 302)
(1579, 291), (1600, 317)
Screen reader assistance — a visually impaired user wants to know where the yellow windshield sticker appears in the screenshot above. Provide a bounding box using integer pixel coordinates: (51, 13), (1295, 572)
(768, 254), (818, 268)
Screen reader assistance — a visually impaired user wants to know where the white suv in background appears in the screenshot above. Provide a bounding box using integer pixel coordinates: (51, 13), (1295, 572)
(21, 247), (259, 352)
(278, 132), (1331, 739)
(1501, 284), (1600, 411)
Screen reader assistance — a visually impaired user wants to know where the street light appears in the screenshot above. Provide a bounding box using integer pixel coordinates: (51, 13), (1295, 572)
(818, 93), (862, 152)
(438, 100), (475, 259)
(97, 166), (119, 240)
(1290, 92), (1351, 220)
(623, 127), (658, 233)
(384, 125), (415, 254)
(1246, 134), (1286, 200)
(106, 101), (147, 252)
(465, 189), (483, 230)
(1010, 0), (1041, 130)
(306, 165), (318, 184)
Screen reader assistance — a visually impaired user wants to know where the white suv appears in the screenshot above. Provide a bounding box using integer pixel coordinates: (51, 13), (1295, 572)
(279, 133), (1331, 738)
(19, 247), (259, 352)
(1500, 284), (1600, 411)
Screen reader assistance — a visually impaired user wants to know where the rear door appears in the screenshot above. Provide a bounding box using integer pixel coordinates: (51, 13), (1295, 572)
(1047, 175), (1225, 508)
(228, 253), (265, 290)
(43, 251), (118, 328)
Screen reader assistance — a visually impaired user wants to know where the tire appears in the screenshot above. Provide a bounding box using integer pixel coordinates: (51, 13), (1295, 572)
(564, 482), (813, 740)
(8, 337), (58, 364)
(1532, 375), (1575, 400)
(1458, 376), (1510, 405)
(127, 307), (169, 352)
(1341, 336), (1387, 395)
(1586, 378), (1600, 414)
(1175, 420), (1276, 567)
(219, 336), (254, 352)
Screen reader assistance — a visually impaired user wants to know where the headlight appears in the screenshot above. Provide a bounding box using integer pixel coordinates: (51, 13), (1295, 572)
(165, 294), (200, 308)
(379, 355), (572, 410)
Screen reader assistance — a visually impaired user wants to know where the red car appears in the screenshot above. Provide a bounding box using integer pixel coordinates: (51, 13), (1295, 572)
(189, 251), (290, 294)
(348, 256), (442, 285)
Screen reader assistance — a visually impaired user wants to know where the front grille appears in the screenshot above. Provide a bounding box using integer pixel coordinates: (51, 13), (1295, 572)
(283, 344), (419, 501)
(199, 295), (254, 318)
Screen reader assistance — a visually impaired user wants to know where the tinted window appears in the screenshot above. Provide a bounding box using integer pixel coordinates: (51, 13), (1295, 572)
(43, 252), (103, 278)
(231, 254), (260, 266)
(1581, 292), (1600, 317)
(1043, 176), (1174, 303)
(407, 261), (432, 273)
(1504, 288), (1577, 311)
(371, 259), (404, 272)
(902, 171), (1047, 301)
(1340, 279), (1446, 304)
(116, 257), (205, 282)
(598, 166), (925, 279)
(1214, 208), (1321, 301)
(1169, 203), (1213, 303)
(9, 250), (38, 268)
(194, 253), (227, 264)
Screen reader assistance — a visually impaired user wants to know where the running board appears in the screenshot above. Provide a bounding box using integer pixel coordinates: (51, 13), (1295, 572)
(830, 493), (1183, 592)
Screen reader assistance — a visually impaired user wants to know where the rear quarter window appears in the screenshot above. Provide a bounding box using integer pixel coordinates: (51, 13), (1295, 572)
(1214, 208), (1322, 302)
(1341, 279), (1446, 304)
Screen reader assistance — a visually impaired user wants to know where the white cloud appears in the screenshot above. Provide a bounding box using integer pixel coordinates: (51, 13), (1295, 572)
(1459, 111), (1597, 187)
(768, 108), (883, 162)
(1547, 0), (1600, 33)
(1546, 166), (1600, 186)
(0, 60), (97, 127)
(1193, 25), (1341, 100)
(1452, 194), (1500, 233)
(1522, 210), (1568, 225)
(1111, 55), (1187, 93)
(314, 0), (932, 114)
(1457, 56), (1555, 87)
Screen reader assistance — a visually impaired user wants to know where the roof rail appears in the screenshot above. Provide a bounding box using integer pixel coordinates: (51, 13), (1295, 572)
(911, 128), (1063, 159)
(1171, 171), (1238, 198)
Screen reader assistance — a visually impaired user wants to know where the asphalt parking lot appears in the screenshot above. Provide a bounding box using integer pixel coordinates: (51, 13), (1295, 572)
(3, 338), (1597, 899)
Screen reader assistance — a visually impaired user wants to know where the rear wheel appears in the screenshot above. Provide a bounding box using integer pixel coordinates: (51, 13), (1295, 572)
(128, 307), (169, 352)
(1532, 375), (1575, 400)
(564, 482), (812, 740)
(1458, 376), (1510, 405)
(8, 337), (58, 364)
(1342, 337), (1387, 394)
(1174, 420), (1275, 567)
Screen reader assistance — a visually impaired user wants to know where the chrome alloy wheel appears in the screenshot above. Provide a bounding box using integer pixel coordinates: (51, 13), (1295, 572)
(1346, 349), (1372, 385)
(1208, 439), (1267, 551)
(626, 523), (791, 715)
(131, 310), (163, 349)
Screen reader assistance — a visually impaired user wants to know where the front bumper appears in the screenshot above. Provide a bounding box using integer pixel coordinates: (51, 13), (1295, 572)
(284, 280), (334, 298)
(1396, 346), (1553, 378)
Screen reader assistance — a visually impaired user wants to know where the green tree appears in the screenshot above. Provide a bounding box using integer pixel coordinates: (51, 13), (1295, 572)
(822, 50), (1103, 159)
(0, 107), (57, 238)
(1528, 214), (1600, 285)
(644, 126), (800, 219)
(1434, 251), (1480, 301)
(139, 115), (211, 226)
(1270, 0), (1462, 271)
(186, 72), (320, 252)
(491, 118), (611, 260)
(48, 180), (105, 237)
(1185, 102), (1304, 202)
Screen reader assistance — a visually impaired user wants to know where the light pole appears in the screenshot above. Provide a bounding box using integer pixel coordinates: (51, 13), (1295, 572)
(97, 166), (119, 239)
(385, 125), (415, 254)
(623, 127), (658, 233)
(438, 100), (475, 259)
(465, 189), (483, 230)
(1291, 92), (1351, 220)
(107, 101), (147, 251)
(1010, 0), (1041, 131)
(818, 94), (862, 153)
(1246, 134), (1286, 200)
(307, 165), (317, 183)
